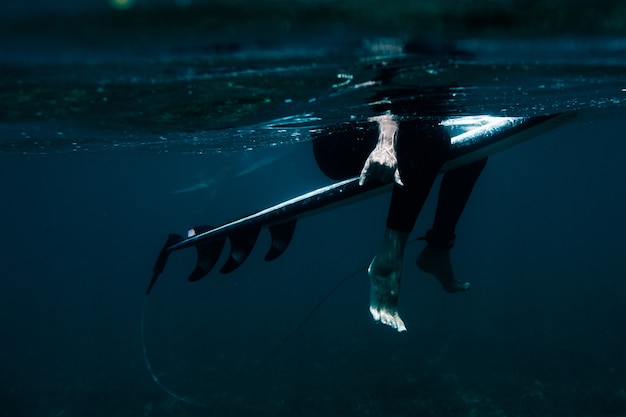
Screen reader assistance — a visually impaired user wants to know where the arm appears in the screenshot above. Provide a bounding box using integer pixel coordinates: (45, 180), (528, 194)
(359, 114), (404, 186)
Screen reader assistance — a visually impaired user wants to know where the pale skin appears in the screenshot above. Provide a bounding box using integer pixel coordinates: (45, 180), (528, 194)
(359, 114), (403, 187)
(360, 114), (409, 332)
(361, 114), (471, 332)
(361, 108), (481, 332)
(368, 228), (409, 332)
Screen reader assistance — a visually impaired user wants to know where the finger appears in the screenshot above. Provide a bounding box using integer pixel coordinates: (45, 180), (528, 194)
(359, 161), (371, 186)
(394, 169), (404, 187)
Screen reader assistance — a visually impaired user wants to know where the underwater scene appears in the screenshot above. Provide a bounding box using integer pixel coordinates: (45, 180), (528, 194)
(1, 0), (626, 416)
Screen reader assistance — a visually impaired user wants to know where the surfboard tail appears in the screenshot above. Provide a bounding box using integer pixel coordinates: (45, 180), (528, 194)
(143, 178), (386, 292)
(146, 233), (183, 295)
(146, 218), (300, 293)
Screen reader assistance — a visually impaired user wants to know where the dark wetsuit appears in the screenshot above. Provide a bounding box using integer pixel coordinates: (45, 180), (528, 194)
(313, 57), (486, 248)
(388, 120), (487, 249)
(313, 116), (486, 250)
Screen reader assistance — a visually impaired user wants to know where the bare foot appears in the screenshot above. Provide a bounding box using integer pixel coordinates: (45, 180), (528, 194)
(368, 256), (407, 332)
(416, 245), (470, 293)
(368, 257), (407, 332)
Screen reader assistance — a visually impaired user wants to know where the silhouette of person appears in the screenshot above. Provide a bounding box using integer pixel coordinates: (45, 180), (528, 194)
(313, 48), (486, 331)
(361, 113), (486, 332)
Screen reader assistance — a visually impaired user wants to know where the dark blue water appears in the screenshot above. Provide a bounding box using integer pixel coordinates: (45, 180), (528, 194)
(2, 1), (626, 416)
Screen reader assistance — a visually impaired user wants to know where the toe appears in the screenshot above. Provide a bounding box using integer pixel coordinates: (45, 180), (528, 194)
(395, 318), (407, 332)
(370, 307), (381, 321)
(380, 311), (393, 327)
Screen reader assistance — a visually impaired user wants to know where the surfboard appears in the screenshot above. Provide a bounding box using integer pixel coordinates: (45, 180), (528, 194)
(146, 111), (577, 294)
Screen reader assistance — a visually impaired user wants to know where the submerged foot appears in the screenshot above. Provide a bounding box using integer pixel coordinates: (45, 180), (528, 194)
(416, 245), (470, 293)
(368, 256), (407, 332)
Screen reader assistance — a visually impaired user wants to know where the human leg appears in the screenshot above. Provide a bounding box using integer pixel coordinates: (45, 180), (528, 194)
(417, 157), (487, 292)
(368, 228), (409, 332)
(369, 122), (449, 331)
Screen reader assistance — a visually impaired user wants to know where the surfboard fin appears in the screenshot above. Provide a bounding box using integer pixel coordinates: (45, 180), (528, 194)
(188, 239), (226, 282)
(265, 220), (297, 261)
(219, 227), (261, 274)
(185, 226), (224, 282)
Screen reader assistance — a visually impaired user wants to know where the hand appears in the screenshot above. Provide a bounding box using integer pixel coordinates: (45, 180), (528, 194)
(358, 146), (403, 186)
(359, 114), (404, 187)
